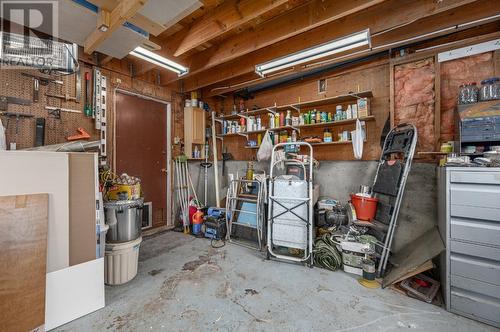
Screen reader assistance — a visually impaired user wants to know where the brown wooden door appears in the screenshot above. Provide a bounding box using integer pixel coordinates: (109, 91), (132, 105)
(115, 92), (167, 227)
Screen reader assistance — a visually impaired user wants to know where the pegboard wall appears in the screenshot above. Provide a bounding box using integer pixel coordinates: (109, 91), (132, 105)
(0, 63), (98, 149)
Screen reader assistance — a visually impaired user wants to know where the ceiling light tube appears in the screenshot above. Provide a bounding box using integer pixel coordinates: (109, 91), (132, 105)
(129, 46), (189, 76)
(255, 29), (371, 77)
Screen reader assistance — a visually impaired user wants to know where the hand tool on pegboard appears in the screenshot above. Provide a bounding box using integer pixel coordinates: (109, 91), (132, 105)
(21, 72), (63, 102)
(0, 95), (33, 148)
(75, 68), (81, 103)
(45, 93), (77, 102)
(67, 127), (90, 141)
(84, 71), (92, 117)
(0, 95), (32, 111)
(45, 106), (81, 114)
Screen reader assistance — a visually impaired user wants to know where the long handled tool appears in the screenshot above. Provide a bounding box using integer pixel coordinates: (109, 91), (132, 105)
(175, 156), (190, 233)
(175, 156), (201, 234)
(200, 129), (213, 207)
(211, 111), (221, 207)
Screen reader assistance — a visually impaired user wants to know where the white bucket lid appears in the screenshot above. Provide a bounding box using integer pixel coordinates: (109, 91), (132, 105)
(105, 236), (142, 251)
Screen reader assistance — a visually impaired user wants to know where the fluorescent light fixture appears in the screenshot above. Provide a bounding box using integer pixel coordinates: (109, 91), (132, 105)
(255, 29), (371, 77)
(129, 46), (189, 76)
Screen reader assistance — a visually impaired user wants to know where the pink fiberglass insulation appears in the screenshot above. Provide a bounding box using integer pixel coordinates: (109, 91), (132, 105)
(394, 58), (436, 153)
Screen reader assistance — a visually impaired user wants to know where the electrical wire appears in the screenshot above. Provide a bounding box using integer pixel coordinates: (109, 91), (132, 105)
(313, 234), (343, 271)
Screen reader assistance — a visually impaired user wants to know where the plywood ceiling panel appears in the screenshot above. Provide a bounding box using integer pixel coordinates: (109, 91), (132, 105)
(139, 0), (202, 29)
(56, 0), (147, 58)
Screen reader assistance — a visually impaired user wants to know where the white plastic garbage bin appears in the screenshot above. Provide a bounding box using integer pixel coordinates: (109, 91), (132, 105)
(104, 236), (142, 285)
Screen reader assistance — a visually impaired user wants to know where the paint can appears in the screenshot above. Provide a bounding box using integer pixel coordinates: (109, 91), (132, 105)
(362, 259), (376, 280)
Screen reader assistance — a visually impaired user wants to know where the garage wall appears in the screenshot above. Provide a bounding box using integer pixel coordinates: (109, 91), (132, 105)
(0, 58), (173, 170)
(209, 58), (390, 161)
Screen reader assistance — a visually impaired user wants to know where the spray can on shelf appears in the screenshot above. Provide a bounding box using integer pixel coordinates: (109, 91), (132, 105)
(269, 113), (275, 128)
(256, 116), (262, 130)
(279, 112), (285, 127)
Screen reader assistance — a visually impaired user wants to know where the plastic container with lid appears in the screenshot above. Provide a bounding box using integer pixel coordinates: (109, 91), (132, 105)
(479, 77), (500, 101)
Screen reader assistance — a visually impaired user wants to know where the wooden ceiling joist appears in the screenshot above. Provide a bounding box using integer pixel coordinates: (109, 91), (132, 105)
(84, 0), (147, 54)
(186, 0), (388, 77)
(89, 0), (165, 36)
(173, 0), (290, 57)
(179, 0), (484, 91)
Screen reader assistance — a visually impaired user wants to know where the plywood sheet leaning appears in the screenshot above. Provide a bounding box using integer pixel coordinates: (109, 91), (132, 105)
(394, 58), (436, 153)
(68, 153), (97, 266)
(0, 151), (69, 272)
(0, 194), (49, 332)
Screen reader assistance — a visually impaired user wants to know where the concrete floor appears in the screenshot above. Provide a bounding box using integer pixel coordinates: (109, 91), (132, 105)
(55, 231), (496, 332)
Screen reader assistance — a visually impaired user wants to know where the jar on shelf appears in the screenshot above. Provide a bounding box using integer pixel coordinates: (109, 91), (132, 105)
(479, 77), (500, 101)
(458, 82), (479, 104)
(323, 129), (332, 142)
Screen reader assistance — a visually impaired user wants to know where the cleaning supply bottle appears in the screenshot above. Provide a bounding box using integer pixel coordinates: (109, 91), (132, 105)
(275, 113), (280, 128)
(279, 112), (285, 127)
(285, 110), (292, 126)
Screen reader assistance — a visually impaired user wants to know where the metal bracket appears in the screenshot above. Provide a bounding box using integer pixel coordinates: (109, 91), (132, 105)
(266, 103), (278, 114)
(237, 132), (249, 139)
(348, 91), (363, 99)
(290, 105), (300, 112)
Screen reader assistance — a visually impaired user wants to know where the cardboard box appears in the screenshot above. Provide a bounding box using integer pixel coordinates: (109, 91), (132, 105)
(357, 98), (370, 118)
(107, 183), (141, 200)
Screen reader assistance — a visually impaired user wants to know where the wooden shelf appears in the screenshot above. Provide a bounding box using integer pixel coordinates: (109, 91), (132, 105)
(280, 90), (373, 110)
(220, 116), (374, 137)
(245, 140), (363, 149)
(297, 115), (375, 129)
(309, 140), (353, 146)
(215, 90), (373, 121)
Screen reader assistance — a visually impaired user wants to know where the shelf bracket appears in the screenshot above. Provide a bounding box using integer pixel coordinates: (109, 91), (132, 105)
(237, 132), (248, 139)
(348, 91), (363, 100)
(237, 113), (249, 120)
(266, 103), (277, 115)
(290, 105), (300, 112)
(214, 118), (224, 124)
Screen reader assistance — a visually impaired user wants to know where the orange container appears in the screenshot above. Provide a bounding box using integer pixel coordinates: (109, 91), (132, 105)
(350, 194), (378, 221)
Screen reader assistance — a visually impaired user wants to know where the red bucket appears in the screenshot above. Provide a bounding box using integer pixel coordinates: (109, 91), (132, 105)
(350, 194), (378, 221)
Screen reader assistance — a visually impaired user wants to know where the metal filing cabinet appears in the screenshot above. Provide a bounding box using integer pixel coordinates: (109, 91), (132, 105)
(438, 167), (500, 328)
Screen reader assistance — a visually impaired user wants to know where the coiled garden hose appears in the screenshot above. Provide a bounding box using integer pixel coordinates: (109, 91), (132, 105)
(313, 234), (343, 271)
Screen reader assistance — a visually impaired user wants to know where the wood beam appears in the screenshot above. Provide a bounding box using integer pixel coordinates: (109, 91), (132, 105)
(203, 19), (500, 97)
(179, 0), (483, 91)
(187, 0), (388, 76)
(84, 0), (147, 54)
(89, 0), (165, 36)
(173, 0), (290, 57)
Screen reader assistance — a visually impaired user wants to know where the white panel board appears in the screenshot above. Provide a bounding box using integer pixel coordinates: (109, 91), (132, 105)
(438, 39), (500, 62)
(55, 0), (147, 58)
(97, 25), (147, 59)
(0, 151), (69, 272)
(45, 258), (105, 330)
(139, 0), (201, 29)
